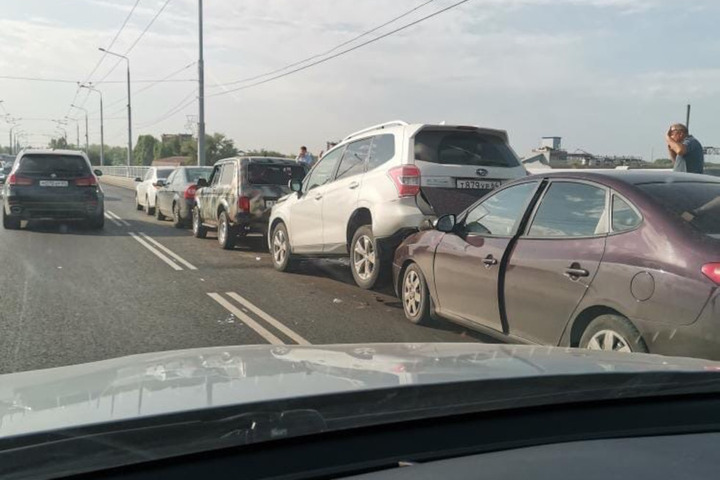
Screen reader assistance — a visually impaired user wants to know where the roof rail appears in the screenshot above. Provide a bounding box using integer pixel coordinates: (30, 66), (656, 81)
(342, 120), (408, 141)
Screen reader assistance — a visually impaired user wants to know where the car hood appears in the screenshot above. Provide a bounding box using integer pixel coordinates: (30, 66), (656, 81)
(0, 343), (717, 438)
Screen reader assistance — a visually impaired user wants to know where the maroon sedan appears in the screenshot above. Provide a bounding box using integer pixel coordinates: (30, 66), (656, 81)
(393, 171), (720, 359)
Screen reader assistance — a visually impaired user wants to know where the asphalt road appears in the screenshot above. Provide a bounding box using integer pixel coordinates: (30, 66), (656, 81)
(0, 182), (489, 374)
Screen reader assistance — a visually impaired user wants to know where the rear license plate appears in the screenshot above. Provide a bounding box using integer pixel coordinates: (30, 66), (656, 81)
(456, 179), (501, 189)
(39, 180), (69, 187)
(265, 200), (276, 208)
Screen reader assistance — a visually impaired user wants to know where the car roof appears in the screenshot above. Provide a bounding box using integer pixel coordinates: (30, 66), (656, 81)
(340, 120), (509, 144)
(19, 149), (87, 157)
(529, 170), (720, 187)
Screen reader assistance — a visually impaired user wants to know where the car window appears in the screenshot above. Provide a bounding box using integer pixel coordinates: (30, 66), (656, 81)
(219, 163), (235, 186)
(414, 130), (520, 168)
(638, 182), (720, 236)
(464, 182), (538, 236)
(529, 182), (608, 237)
(185, 168), (211, 184)
(248, 164), (306, 185)
(367, 134), (395, 170)
(209, 165), (222, 186)
(336, 138), (371, 181)
(16, 154), (90, 176)
(144, 169), (154, 181)
(165, 171), (177, 185)
(612, 195), (641, 232)
(156, 169), (172, 180)
(305, 147), (343, 191)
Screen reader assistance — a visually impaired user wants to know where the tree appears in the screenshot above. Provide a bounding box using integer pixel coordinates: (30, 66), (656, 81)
(134, 134), (159, 166)
(49, 137), (69, 149)
(244, 149), (291, 158)
(86, 144), (128, 166)
(154, 135), (183, 159)
(178, 132), (239, 165)
(653, 158), (673, 167)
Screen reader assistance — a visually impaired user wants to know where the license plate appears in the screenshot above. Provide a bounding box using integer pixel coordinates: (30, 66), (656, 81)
(39, 180), (69, 187)
(456, 179), (501, 189)
(265, 200), (276, 208)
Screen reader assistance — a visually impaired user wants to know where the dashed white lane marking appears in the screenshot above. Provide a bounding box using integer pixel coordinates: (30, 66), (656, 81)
(104, 213), (122, 227)
(128, 232), (183, 271)
(207, 293), (284, 345)
(106, 210), (130, 226)
(226, 291), (310, 346)
(138, 232), (198, 270)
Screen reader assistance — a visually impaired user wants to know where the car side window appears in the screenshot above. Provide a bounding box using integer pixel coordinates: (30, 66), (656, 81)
(367, 134), (395, 170)
(219, 163), (235, 186)
(612, 195), (641, 232)
(165, 171), (176, 185)
(464, 182), (538, 236)
(209, 165), (221, 186)
(336, 138), (371, 181)
(529, 182), (608, 237)
(305, 147), (344, 191)
(144, 169), (154, 181)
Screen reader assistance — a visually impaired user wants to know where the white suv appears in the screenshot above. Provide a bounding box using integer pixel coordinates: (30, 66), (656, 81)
(268, 121), (527, 289)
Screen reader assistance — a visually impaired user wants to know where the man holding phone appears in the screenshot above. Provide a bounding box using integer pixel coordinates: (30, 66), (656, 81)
(665, 123), (704, 174)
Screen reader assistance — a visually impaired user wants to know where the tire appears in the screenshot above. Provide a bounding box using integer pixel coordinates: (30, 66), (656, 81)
(192, 206), (207, 239)
(135, 193), (143, 211)
(144, 196), (154, 216)
(155, 201), (166, 221)
(579, 314), (648, 354)
(401, 263), (431, 325)
(3, 209), (20, 230)
(87, 213), (104, 230)
(350, 225), (385, 290)
(270, 222), (294, 272)
(217, 211), (236, 250)
(171, 202), (184, 229)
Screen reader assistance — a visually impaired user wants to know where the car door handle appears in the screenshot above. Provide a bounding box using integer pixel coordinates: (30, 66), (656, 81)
(314, 193), (323, 200)
(482, 255), (498, 267)
(349, 181), (359, 189)
(564, 267), (590, 278)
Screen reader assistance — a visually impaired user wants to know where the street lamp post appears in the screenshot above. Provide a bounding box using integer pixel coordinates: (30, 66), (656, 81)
(99, 48), (132, 166)
(80, 84), (104, 166)
(65, 117), (80, 149)
(70, 104), (89, 153)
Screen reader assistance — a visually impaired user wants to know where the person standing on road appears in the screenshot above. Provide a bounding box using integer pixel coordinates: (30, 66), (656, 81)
(666, 123), (704, 174)
(296, 146), (314, 168)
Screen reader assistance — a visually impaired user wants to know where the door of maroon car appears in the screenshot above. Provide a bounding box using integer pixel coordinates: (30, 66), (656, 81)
(504, 181), (609, 345)
(433, 182), (539, 333)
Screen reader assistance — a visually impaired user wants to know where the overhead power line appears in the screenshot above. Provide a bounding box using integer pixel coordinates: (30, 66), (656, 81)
(210, 0), (436, 89)
(136, 89), (197, 128)
(0, 75), (193, 84)
(208, 0), (471, 98)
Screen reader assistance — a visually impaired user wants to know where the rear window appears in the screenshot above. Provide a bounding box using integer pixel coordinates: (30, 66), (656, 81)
(156, 169), (173, 179)
(185, 168), (211, 183)
(247, 164), (306, 185)
(17, 154), (90, 177)
(639, 182), (720, 235)
(414, 130), (520, 168)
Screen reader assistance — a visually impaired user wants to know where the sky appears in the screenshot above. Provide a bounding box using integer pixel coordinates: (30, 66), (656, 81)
(0, 0), (719, 161)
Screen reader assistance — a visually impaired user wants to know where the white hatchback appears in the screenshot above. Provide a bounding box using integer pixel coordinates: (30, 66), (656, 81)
(269, 121), (527, 289)
(134, 167), (175, 216)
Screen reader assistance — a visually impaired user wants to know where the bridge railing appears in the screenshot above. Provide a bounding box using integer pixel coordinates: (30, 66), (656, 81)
(99, 166), (151, 179)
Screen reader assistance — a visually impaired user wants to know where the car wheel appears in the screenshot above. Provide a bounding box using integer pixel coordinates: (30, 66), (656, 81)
(155, 201), (166, 221)
(217, 211), (236, 250)
(135, 193), (143, 211)
(402, 263), (431, 325)
(192, 206), (207, 239)
(579, 314), (648, 354)
(144, 196), (154, 216)
(350, 225), (384, 289)
(87, 213), (104, 230)
(171, 202), (184, 229)
(3, 209), (20, 230)
(271, 222), (294, 272)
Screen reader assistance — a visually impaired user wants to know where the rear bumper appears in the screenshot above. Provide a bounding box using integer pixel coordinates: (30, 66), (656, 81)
(4, 197), (104, 221)
(233, 212), (270, 236)
(178, 199), (194, 222)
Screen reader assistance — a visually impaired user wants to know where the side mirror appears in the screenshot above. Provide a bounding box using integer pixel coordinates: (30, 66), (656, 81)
(434, 214), (457, 233)
(134, 177), (142, 182)
(154, 179), (166, 187)
(94, 169), (103, 177)
(196, 178), (209, 188)
(289, 179), (302, 193)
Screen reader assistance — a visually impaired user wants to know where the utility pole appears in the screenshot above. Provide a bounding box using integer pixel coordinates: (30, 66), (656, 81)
(80, 85), (104, 165)
(99, 48), (132, 166)
(72, 105), (90, 153)
(197, 0), (206, 167)
(686, 104), (691, 130)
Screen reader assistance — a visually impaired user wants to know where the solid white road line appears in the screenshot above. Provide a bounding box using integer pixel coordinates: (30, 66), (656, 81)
(104, 213), (122, 227)
(226, 292), (310, 346)
(207, 293), (284, 345)
(106, 211), (130, 226)
(128, 232), (183, 271)
(138, 233), (198, 270)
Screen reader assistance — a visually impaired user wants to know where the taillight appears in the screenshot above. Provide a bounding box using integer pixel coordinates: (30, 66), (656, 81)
(238, 196), (250, 212)
(387, 165), (421, 197)
(7, 174), (33, 186)
(184, 185), (197, 199)
(75, 176), (98, 187)
(702, 263), (720, 285)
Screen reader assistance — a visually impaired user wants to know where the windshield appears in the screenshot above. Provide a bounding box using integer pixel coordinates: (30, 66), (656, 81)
(639, 182), (720, 235)
(1, 1), (720, 475)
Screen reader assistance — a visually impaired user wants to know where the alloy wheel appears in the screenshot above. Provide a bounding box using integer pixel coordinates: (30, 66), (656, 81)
(273, 228), (287, 265)
(219, 217), (227, 245)
(353, 235), (376, 281)
(586, 330), (632, 353)
(403, 269), (422, 317)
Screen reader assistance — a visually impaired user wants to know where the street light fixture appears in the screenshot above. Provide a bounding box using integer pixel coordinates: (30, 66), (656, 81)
(98, 47), (132, 167)
(79, 84), (104, 166)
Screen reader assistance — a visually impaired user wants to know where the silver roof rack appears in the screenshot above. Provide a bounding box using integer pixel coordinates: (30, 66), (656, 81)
(342, 120), (408, 142)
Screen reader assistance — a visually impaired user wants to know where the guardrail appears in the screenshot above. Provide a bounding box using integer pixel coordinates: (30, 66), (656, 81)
(99, 166), (151, 179)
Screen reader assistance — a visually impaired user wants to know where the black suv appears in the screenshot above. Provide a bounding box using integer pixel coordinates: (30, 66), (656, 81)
(192, 157), (306, 249)
(2, 150), (104, 230)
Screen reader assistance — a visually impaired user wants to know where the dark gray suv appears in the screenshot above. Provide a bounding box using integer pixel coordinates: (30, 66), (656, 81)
(192, 157), (306, 249)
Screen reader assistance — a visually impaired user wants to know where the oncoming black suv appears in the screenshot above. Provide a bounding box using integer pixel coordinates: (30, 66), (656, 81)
(192, 157), (306, 249)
